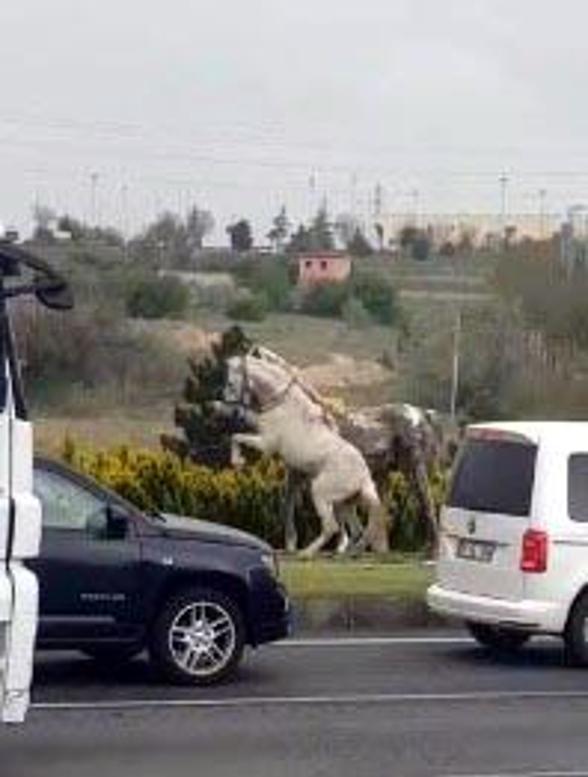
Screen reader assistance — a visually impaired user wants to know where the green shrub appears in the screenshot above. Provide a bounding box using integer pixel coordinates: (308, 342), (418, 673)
(382, 468), (448, 552)
(226, 293), (268, 322)
(62, 442), (447, 552)
(351, 270), (398, 325)
(14, 303), (185, 410)
(300, 282), (349, 318)
(342, 296), (371, 329)
(126, 274), (189, 319)
(232, 256), (293, 312)
(65, 443), (286, 547)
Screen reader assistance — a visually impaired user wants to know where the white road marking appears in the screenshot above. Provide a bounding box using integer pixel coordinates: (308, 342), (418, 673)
(30, 689), (588, 712)
(277, 635), (560, 647)
(444, 772), (588, 777)
(278, 636), (473, 647)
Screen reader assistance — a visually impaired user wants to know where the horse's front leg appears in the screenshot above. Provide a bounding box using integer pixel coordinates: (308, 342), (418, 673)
(230, 433), (269, 468)
(208, 402), (259, 429)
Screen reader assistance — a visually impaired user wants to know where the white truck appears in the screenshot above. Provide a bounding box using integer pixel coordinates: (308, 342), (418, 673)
(0, 234), (71, 722)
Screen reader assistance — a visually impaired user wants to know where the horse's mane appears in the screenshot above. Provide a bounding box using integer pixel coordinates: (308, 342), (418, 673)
(249, 346), (338, 428)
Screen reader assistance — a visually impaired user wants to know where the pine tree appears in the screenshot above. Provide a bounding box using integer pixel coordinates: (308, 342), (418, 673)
(267, 206), (290, 252)
(309, 205), (335, 250)
(161, 326), (253, 467)
(348, 228), (374, 257)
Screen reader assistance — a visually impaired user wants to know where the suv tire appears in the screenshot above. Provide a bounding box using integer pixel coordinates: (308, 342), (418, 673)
(466, 621), (530, 652)
(149, 586), (245, 685)
(564, 594), (588, 667)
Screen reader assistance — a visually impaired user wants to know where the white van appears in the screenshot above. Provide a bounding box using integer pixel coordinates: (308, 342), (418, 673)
(427, 422), (588, 663)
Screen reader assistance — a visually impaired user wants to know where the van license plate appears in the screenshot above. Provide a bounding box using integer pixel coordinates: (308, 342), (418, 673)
(457, 539), (495, 563)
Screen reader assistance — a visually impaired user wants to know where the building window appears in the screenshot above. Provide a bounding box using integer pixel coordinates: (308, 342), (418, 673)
(305, 260), (312, 269)
(320, 260), (327, 270)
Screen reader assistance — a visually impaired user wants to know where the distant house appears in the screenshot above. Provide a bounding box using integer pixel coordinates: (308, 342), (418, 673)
(297, 251), (352, 287)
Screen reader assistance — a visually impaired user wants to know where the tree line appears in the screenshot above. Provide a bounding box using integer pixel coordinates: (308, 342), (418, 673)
(31, 201), (390, 263)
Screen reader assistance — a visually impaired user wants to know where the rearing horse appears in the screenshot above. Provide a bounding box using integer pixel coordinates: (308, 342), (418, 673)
(223, 351), (390, 557)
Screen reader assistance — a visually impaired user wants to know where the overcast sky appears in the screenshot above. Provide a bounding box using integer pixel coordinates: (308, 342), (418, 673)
(1, 0), (587, 241)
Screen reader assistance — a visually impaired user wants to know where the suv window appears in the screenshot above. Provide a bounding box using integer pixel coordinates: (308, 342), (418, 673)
(568, 454), (588, 522)
(34, 468), (106, 532)
(448, 439), (537, 517)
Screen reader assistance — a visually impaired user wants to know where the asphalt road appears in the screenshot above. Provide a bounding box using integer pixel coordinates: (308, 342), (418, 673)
(2, 633), (588, 777)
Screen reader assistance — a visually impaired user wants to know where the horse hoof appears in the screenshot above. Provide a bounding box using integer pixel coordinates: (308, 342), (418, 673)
(335, 534), (350, 555)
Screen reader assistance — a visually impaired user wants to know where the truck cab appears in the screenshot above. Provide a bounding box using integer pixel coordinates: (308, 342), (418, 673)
(0, 235), (71, 721)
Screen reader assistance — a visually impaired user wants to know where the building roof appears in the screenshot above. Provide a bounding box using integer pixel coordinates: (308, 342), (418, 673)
(297, 251), (351, 260)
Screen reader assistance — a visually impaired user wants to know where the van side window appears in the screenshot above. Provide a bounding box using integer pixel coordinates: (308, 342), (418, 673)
(568, 454), (588, 522)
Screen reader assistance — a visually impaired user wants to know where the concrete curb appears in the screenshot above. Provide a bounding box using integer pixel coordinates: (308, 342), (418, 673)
(292, 597), (453, 634)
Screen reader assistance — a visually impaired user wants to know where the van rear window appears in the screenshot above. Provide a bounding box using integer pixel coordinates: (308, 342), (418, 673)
(448, 439), (537, 516)
(568, 454), (588, 522)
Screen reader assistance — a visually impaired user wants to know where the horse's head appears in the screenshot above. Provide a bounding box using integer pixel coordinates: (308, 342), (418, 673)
(223, 353), (292, 412)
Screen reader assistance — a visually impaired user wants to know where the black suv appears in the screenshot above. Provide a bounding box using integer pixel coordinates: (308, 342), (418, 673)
(30, 457), (290, 685)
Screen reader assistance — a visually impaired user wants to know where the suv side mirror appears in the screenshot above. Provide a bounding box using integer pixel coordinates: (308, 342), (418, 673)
(106, 504), (129, 540)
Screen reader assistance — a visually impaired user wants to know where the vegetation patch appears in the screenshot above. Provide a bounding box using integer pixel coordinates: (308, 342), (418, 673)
(61, 442), (447, 553)
(281, 557), (432, 600)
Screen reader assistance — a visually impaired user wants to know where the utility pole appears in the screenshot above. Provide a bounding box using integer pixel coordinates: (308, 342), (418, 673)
(120, 184), (129, 236)
(350, 172), (358, 219)
(411, 188), (420, 227)
(89, 172), (99, 226)
(120, 184), (129, 260)
(374, 182), (384, 219)
(308, 171), (317, 220)
(450, 252), (462, 422)
(538, 188), (547, 239)
(499, 172), (509, 235)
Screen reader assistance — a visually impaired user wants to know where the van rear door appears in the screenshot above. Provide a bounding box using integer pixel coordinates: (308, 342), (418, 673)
(438, 430), (537, 601)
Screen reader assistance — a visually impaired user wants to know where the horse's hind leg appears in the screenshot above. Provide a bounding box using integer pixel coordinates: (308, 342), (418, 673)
(299, 483), (339, 559)
(358, 481), (390, 554)
(283, 469), (301, 553)
(335, 502), (363, 555)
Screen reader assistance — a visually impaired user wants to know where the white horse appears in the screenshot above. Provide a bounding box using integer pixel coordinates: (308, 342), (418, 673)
(223, 350), (390, 557)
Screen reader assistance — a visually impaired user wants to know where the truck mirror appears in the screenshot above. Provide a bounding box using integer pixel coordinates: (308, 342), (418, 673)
(35, 282), (74, 311)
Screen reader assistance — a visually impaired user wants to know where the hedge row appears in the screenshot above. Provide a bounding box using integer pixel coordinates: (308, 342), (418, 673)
(63, 441), (448, 551)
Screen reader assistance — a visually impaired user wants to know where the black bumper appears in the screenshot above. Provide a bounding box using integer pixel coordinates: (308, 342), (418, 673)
(247, 576), (291, 646)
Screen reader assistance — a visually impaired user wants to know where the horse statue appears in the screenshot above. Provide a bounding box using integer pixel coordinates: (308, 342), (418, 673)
(221, 347), (391, 557)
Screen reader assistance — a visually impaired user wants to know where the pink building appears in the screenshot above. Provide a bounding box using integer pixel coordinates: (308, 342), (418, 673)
(297, 251), (352, 287)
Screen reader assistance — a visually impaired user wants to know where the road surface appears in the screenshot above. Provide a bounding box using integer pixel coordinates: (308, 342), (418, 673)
(2, 633), (588, 777)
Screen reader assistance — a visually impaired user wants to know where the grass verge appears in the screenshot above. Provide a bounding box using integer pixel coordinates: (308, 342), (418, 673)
(280, 556), (433, 601)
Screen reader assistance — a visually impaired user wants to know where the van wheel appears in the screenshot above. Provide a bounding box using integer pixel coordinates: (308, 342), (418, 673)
(466, 622), (530, 652)
(564, 594), (588, 666)
(149, 587), (245, 685)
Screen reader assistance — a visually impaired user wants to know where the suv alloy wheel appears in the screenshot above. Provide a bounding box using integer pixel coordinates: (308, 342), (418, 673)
(149, 586), (245, 685)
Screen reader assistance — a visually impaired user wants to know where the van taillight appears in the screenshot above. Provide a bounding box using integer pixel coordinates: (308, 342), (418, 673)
(520, 529), (548, 573)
